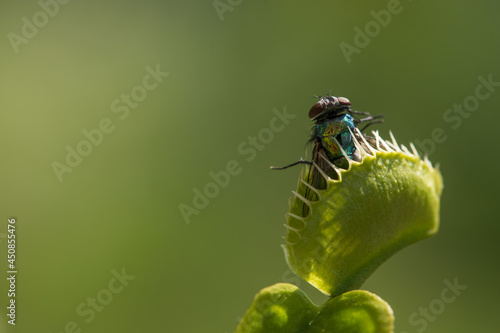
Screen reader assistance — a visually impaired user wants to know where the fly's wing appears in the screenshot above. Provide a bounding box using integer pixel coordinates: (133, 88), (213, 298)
(301, 142), (344, 217)
(307, 145), (327, 190)
(354, 131), (378, 153)
(302, 143), (322, 217)
(303, 131), (373, 215)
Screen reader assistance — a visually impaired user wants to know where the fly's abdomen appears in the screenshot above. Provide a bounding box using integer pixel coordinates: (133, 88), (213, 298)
(316, 115), (357, 166)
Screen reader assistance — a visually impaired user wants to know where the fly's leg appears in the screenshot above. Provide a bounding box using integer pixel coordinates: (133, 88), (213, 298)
(270, 158), (312, 170)
(357, 115), (384, 132)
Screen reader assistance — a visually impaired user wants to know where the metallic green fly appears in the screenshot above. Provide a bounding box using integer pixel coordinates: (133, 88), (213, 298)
(271, 94), (383, 206)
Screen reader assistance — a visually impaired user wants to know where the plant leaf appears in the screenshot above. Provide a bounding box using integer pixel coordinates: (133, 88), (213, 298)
(283, 131), (443, 296)
(308, 290), (394, 333)
(235, 283), (319, 333)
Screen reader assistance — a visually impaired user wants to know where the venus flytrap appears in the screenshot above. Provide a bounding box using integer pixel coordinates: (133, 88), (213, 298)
(283, 129), (443, 297)
(236, 110), (442, 332)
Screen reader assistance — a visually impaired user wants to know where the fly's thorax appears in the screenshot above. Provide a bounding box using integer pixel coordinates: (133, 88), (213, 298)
(314, 114), (354, 137)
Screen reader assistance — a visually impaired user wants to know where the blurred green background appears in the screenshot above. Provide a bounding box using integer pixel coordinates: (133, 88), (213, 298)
(0, 0), (499, 332)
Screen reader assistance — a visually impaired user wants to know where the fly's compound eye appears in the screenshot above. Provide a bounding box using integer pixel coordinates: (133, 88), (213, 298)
(308, 102), (324, 119)
(337, 97), (351, 106)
